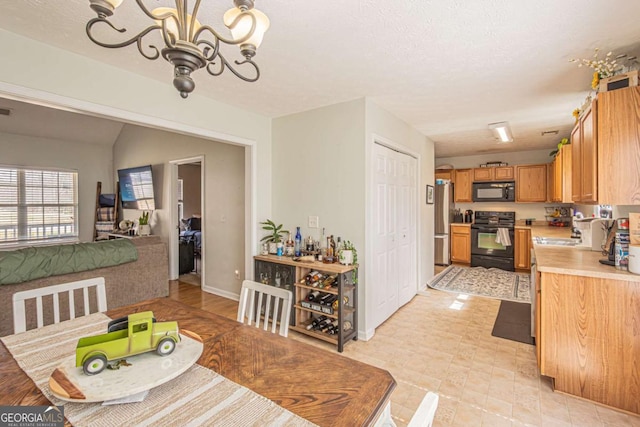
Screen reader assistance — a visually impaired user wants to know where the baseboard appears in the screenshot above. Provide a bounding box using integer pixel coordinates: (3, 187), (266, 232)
(359, 328), (375, 341)
(201, 285), (240, 301)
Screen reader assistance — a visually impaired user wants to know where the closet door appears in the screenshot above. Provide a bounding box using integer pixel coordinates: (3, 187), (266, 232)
(371, 143), (417, 330)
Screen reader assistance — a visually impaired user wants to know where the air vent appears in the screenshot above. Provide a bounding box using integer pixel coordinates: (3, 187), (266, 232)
(541, 130), (559, 136)
(0, 108), (11, 116)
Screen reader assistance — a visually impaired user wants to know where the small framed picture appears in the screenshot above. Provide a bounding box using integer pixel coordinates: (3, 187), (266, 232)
(426, 185), (434, 204)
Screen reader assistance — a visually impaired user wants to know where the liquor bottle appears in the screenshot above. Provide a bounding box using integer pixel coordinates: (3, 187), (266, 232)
(306, 235), (314, 252)
(307, 290), (321, 301)
(330, 236), (337, 263)
(285, 232), (295, 256)
(305, 271), (320, 285)
(305, 315), (327, 330)
(294, 227), (302, 257)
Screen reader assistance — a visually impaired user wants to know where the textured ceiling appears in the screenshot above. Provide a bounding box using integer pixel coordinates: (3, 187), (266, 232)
(1, 1), (640, 157)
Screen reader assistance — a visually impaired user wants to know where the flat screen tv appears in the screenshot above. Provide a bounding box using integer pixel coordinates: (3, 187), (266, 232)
(118, 165), (156, 210)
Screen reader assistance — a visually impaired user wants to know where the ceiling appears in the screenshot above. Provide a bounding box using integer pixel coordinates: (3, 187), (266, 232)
(1, 1), (640, 157)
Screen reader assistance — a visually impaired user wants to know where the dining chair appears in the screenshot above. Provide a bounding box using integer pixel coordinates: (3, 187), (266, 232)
(237, 280), (292, 337)
(12, 277), (107, 334)
(407, 392), (439, 427)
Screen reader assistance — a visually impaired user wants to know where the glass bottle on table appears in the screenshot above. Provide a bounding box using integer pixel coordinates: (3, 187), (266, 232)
(285, 232), (294, 256)
(294, 227), (302, 257)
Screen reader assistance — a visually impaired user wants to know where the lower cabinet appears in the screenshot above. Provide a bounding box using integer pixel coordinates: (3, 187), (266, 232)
(514, 228), (532, 270)
(450, 224), (471, 264)
(254, 255), (358, 352)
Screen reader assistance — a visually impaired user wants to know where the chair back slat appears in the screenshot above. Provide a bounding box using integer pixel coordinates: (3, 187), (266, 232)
(52, 293), (60, 324)
(12, 277), (108, 334)
(237, 280), (292, 338)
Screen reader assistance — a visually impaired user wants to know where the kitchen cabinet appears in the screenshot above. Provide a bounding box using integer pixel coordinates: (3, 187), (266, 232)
(450, 224), (471, 264)
(515, 164), (547, 202)
(571, 100), (598, 204)
(597, 87), (640, 204)
(435, 170), (453, 181)
(454, 169), (472, 202)
(514, 228), (531, 270)
(540, 271), (640, 414)
(550, 144), (572, 203)
(473, 166), (514, 182)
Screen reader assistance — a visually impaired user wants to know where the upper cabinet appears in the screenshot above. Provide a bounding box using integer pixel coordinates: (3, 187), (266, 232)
(516, 164), (548, 202)
(572, 100), (598, 204)
(473, 166), (514, 182)
(454, 169), (472, 202)
(597, 87), (640, 205)
(435, 170), (454, 182)
(550, 144), (572, 203)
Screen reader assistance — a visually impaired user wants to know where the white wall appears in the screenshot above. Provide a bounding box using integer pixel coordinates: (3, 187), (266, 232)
(0, 131), (113, 242)
(0, 28), (272, 272)
(114, 125), (245, 297)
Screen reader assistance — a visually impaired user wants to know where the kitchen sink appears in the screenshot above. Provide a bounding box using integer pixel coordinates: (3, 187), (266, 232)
(533, 237), (580, 246)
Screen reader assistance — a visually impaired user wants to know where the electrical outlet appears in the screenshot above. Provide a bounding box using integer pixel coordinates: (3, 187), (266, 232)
(308, 216), (319, 228)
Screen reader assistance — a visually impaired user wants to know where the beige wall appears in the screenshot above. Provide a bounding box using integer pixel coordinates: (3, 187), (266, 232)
(178, 164), (201, 219)
(114, 125), (245, 297)
(0, 130), (113, 243)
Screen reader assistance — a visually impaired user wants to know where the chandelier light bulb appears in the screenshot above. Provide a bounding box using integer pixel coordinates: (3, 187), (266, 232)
(223, 6), (270, 54)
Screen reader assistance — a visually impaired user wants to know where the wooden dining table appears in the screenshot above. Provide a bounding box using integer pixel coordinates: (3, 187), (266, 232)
(0, 298), (396, 426)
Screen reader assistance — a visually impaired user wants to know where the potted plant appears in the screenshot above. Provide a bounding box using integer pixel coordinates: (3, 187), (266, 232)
(338, 240), (357, 266)
(138, 211), (151, 236)
(260, 219), (284, 254)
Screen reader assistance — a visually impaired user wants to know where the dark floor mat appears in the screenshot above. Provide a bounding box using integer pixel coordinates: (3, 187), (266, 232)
(491, 300), (535, 345)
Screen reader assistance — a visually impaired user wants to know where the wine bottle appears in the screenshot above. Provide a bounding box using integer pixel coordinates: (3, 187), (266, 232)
(313, 318), (333, 330)
(305, 315), (327, 330)
(321, 320), (339, 333)
(318, 293), (334, 305)
(294, 227), (302, 257)
(305, 271), (319, 285)
(307, 290), (321, 301)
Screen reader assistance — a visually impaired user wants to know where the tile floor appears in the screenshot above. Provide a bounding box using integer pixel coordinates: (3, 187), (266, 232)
(170, 281), (640, 427)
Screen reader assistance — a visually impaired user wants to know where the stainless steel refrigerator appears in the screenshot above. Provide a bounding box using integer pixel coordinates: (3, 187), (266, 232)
(434, 182), (454, 265)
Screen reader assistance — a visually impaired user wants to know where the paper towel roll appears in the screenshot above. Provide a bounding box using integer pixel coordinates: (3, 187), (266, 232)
(629, 244), (640, 274)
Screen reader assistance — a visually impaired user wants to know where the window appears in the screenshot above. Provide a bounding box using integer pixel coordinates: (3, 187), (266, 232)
(0, 166), (78, 247)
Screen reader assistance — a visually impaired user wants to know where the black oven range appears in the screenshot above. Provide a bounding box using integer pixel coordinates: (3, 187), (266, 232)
(471, 211), (516, 272)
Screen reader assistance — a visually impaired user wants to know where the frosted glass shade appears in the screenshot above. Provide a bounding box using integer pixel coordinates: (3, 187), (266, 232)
(105, 0), (124, 8)
(152, 7), (202, 41)
(223, 7), (270, 48)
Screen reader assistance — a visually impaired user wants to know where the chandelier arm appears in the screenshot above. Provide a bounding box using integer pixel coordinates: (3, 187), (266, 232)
(197, 39), (221, 62)
(206, 54), (260, 82)
(206, 60), (225, 77)
(189, 0), (203, 43)
(86, 18), (162, 60)
(134, 0), (173, 21)
(176, 0), (187, 41)
(160, 18), (178, 48)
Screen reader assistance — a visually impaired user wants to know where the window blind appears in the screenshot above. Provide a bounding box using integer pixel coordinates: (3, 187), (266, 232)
(0, 166), (78, 246)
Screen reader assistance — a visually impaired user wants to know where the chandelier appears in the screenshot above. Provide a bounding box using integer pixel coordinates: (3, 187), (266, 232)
(86, 0), (270, 98)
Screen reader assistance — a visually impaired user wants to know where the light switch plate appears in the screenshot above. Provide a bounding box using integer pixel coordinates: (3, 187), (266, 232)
(308, 216), (319, 228)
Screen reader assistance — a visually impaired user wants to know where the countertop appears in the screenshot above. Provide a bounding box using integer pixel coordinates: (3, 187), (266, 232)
(529, 225), (640, 282)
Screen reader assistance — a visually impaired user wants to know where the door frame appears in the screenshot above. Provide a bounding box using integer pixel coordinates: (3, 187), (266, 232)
(364, 134), (421, 340)
(169, 156), (205, 283)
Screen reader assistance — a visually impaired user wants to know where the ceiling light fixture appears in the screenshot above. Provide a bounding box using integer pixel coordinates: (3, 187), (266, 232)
(86, 0), (270, 98)
(488, 122), (513, 143)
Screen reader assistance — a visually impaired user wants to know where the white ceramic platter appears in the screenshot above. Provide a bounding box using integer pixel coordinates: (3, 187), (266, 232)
(49, 330), (203, 403)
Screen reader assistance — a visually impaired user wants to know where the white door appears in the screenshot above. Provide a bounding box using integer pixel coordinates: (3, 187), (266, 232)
(371, 143), (417, 329)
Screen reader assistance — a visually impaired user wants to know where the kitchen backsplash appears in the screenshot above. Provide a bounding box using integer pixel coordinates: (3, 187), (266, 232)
(454, 202), (571, 222)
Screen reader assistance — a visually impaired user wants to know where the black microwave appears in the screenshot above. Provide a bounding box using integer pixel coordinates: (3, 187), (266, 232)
(472, 181), (515, 202)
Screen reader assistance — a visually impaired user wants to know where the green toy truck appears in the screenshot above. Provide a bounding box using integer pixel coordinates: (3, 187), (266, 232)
(75, 311), (181, 375)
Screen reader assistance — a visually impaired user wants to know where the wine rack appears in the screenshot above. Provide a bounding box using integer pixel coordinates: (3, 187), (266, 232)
(253, 255), (358, 352)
